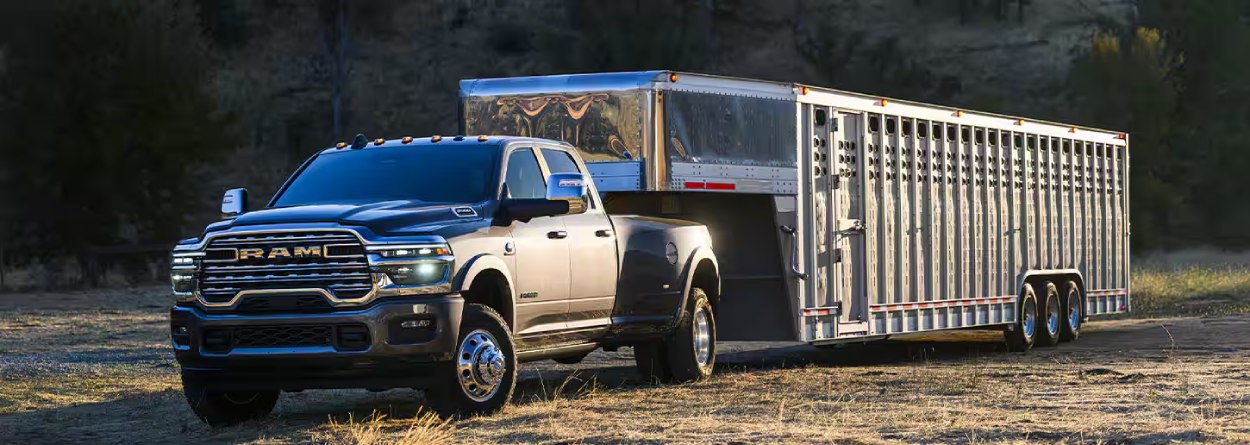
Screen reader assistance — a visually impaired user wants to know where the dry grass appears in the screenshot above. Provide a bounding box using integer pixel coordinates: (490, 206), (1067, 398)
(315, 411), (454, 445)
(3, 252), (1250, 444)
(1129, 249), (1250, 317)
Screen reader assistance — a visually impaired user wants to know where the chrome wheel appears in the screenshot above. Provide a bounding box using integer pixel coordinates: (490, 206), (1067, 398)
(693, 308), (712, 366)
(456, 329), (507, 402)
(1068, 294), (1081, 331)
(1046, 295), (1061, 336)
(1022, 298), (1037, 339)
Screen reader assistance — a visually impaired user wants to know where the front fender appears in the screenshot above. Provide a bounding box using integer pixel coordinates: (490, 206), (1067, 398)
(454, 254), (517, 322)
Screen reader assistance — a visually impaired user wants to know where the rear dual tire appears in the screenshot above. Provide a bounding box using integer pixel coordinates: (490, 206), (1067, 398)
(635, 288), (716, 383)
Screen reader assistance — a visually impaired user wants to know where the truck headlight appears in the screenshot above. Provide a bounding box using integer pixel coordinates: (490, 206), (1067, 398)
(376, 262), (450, 286)
(170, 251), (203, 299)
(367, 243), (453, 287)
(171, 271), (196, 293)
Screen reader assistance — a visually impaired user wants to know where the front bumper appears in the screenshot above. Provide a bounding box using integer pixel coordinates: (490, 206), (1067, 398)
(171, 295), (462, 391)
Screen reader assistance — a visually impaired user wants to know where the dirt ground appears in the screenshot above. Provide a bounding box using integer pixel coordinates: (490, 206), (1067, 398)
(2, 285), (1249, 444)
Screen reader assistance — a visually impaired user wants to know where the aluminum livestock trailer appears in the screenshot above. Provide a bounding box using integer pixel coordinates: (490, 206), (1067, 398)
(459, 71), (1129, 350)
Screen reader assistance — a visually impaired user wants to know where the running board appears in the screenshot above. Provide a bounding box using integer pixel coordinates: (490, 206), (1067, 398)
(516, 342), (599, 363)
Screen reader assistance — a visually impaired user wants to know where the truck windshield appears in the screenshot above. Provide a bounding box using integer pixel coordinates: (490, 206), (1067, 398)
(272, 145), (498, 207)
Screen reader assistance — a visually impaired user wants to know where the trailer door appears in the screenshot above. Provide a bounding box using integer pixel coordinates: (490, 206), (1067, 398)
(798, 105), (868, 341)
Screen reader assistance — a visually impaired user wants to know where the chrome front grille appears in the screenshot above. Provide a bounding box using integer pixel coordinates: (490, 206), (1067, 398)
(198, 230), (372, 306)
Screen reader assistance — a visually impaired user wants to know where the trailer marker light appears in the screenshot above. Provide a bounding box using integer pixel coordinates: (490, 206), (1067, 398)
(684, 181), (706, 189)
(801, 86), (810, 95)
(1116, 133), (1127, 140)
(706, 182), (736, 190)
(431, 135), (442, 142)
(669, 73), (679, 82)
(876, 99), (888, 106)
(401, 136), (413, 144)
(1015, 119), (1024, 126)
(374, 138), (385, 146)
(954, 110), (964, 117)
(1069, 127), (1078, 133)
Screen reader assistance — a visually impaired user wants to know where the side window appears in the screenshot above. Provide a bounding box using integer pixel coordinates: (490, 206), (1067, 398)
(541, 148), (581, 174)
(504, 149), (546, 199)
(540, 148), (596, 209)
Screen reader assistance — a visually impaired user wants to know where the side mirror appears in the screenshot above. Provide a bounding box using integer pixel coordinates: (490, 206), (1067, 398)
(221, 188), (248, 219)
(499, 199), (569, 223)
(545, 173), (588, 215)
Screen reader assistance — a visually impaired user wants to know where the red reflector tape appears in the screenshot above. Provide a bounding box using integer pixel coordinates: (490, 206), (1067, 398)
(706, 182), (736, 190)
(684, 181), (706, 189)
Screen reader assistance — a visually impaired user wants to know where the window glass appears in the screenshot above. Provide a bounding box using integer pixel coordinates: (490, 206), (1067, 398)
(273, 145), (497, 207)
(665, 91), (797, 167)
(541, 149), (581, 174)
(463, 92), (645, 163)
(505, 149), (546, 199)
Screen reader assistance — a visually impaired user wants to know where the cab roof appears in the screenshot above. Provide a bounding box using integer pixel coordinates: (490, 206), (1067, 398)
(316, 135), (570, 155)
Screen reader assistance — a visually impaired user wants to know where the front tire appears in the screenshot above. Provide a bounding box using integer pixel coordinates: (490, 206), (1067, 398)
(426, 304), (516, 418)
(182, 376), (279, 427)
(1005, 284), (1038, 352)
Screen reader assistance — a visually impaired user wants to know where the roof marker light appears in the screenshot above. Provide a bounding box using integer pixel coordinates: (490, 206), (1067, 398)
(431, 135), (442, 142)
(478, 135), (488, 142)
(401, 136), (413, 144)
(374, 138), (385, 146)
(335, 142), (347, 149)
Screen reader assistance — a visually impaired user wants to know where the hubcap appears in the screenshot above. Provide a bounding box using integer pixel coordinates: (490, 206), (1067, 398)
(694, 308), (712, 366)
(456, 329), (507, 402)
(1068, 293), (1081, 330)
(1022, 299), (1037, 339)
(1047, 295), (1060, 335)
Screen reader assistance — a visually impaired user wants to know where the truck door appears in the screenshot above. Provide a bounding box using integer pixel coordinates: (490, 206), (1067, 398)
(504, 147), (572, 337)
(539, 148), (616, 331)
(798, 105), (868, 341)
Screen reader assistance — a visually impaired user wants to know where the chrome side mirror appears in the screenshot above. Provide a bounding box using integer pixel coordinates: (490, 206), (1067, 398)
(545, 173), (588, 215)
(221, 188), (248, 219)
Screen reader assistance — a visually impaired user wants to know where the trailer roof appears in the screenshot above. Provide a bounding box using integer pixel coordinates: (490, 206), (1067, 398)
(460, 70), (668, 96)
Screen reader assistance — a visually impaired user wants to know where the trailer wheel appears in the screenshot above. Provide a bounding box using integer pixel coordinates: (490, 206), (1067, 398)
(665, 287), (716, 382)
(1060, 280), (1082, 342)
(425, 304), (517, 418)
(1035, 281), (1062, 347)
(1005, 284), (1038, 352)
(182, 377), (279, 427)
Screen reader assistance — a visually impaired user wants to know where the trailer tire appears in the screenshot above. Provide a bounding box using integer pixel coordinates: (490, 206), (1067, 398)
(1036, 281), (1062, 347)
(425, 304), (516, 418)
(182, 377), (279, 427)
(1005, 284), (1038, 352)
(1060, 280), (1082, 342)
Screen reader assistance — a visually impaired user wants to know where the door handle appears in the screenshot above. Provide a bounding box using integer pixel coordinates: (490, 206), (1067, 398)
(779, 225), (808, 280)
(547, 230), (568, 239)
(595, 229), (613, 238)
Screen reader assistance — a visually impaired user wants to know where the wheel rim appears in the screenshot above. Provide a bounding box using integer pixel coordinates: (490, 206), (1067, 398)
(1022, 298), (1037, 339)
(693, 308), (712, 366)
(1068, 293), (1081, 331)
(1047, 294), (1061, 336)
(456, 329), (507, 402)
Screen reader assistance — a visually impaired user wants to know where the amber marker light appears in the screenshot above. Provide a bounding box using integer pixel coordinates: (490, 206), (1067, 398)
(401, 136), (414, 144)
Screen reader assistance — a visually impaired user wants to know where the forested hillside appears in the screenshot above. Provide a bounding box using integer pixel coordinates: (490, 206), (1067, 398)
(0, 0), (1247, 277)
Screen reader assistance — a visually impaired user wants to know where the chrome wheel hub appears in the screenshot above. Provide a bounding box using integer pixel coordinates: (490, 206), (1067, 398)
(456, 329), (506, 402)
(1022, 299), (1037, 339)
(1047, 296), (1061, 335)
(1069, 294), (1081, 330)
(694, 308), (712, 366)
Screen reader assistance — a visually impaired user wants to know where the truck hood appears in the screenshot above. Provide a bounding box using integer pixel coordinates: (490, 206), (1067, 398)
(221, 200), (488, 235)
